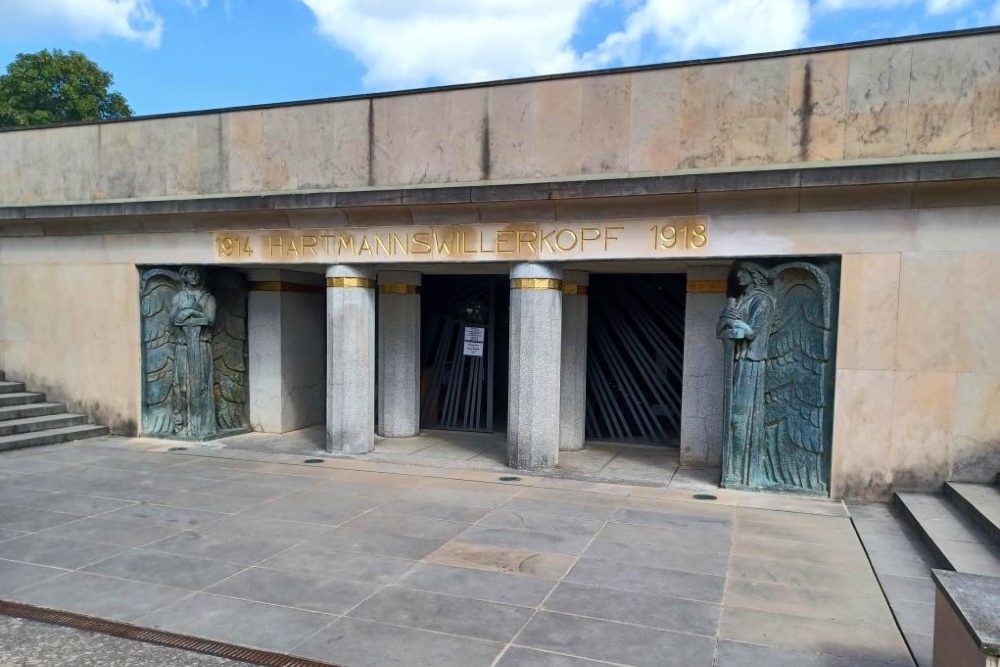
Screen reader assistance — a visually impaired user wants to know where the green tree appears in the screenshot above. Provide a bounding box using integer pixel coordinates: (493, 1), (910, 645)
(0, 50), (132, 128)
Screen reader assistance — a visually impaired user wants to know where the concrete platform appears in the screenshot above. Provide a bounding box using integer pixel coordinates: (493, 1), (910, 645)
(0, 436), (915, 667)
(215, 426), (718, 491)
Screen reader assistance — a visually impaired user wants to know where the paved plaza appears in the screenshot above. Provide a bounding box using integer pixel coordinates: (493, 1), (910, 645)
(0, 436), (924, 667)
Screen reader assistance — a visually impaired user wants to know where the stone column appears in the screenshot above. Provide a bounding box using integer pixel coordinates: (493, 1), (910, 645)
(508, 263), (563, 469)
(326, 265), (376, 454)
(377, 271), (421, 438)
(679, 266), (729, 467)
(560, 271), (589, 451)
(247, 270), (326, 434)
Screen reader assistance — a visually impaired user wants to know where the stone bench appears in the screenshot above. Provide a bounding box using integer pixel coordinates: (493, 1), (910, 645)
(932, 570), (1000, 667)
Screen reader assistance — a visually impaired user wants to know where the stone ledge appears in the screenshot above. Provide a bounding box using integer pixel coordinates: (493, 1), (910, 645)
(1, 157), (999, 223)
(932, 569), (1000, 656)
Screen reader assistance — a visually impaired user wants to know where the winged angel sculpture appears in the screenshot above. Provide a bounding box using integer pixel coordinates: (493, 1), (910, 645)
(716, 261), (833, 495)
(140, 266), (249, 439)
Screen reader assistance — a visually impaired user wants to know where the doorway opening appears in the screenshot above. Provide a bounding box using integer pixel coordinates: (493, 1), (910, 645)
(419, 275), (509, 433)
(585, 273), (686, 446)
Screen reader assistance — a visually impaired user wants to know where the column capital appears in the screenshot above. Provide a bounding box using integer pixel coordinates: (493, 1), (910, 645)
(510, 262), (563, 280)
(326, 265), (375, 279)
(326, 265), (375, 289)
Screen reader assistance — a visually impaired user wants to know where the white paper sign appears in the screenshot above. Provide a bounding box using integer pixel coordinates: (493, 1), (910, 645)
(463, 341), (484, 357)
(464, 327), (485, 343)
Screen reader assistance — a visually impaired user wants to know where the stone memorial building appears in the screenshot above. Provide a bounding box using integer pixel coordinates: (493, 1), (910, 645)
(0, 28), (998, 501)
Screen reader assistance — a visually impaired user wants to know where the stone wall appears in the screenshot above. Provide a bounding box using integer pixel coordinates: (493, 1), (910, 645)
(0, 202), (998, 499)
(0, 32), (997, 207)
(832, 205), (1000, 500)
(0, 260), (141, 435)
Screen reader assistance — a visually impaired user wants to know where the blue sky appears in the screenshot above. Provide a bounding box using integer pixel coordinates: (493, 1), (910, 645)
(0, 0), (997, 117)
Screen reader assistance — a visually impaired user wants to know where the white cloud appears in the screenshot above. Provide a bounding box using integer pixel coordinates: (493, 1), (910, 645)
(301, 0), (817, 89)
(300, 0), (598, 89)
(993, 0), (1000, 19)
(818, 0), (973, 14)
(817, 0), (913, 10)
(584, 0), (812, 68)
(300, 0), (992, 90)
(0, 0), (163, 47)
(926, 0), (973, 12)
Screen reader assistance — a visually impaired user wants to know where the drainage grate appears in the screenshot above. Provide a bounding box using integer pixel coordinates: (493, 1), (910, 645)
(0, 599), (343, 667)
(692, 493), (718, 501)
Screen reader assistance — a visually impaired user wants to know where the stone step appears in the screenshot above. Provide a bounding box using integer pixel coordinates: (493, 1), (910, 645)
(945, 482), (1000, 548)
(0, 392), (46, 408)
(0, 424), (110, 453)
(0, 402), (69, 421)
(0, 381), (26, 394)
(0, 413), (88, 437)
(895, 492), (1000, 577)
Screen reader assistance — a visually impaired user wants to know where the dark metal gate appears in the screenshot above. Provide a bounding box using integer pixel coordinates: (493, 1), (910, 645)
(420, 276), (501, 432)
(585, 274), (686, 446)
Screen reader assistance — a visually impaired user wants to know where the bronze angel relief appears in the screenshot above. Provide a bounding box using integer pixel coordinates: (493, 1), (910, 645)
(140, 266), (250, 440)
(717, 260), (835, 495)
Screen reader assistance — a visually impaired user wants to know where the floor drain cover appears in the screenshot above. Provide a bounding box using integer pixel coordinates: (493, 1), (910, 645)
(303, 458), (325, 464)
(693, 493), (717, 501)
(499, 476), (521, 482)
(167, 447), (187, 452)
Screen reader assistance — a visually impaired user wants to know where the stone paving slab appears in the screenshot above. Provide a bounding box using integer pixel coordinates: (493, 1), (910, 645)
(0, 436), (915, 667)
(293, 616), (504, 667)
(396, 562), (556, 607)
(851, 501), (941, 667)
(139, 592), (334, 653)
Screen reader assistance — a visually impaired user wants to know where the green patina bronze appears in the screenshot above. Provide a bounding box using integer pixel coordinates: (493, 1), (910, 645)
(140, 266), (250, 440)
(717, 259), (838, 496)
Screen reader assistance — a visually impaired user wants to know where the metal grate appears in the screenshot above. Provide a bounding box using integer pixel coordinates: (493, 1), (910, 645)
(585, 274), (686, 446)
(0, 599), (343, 667)
(420, 276), (499, 433)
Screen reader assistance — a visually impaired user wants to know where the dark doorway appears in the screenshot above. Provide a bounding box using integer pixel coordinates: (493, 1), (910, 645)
(420, 275), (508, 433)
(585, 273), (686, 446)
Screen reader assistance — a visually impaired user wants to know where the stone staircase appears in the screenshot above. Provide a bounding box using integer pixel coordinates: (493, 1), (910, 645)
(894, 478), (1000, 576)
(0, 371), (109, 453)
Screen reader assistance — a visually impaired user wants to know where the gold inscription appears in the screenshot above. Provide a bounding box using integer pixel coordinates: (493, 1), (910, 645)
(214, 218), (710, 263)
(650, 222), (708, 251)
(215, 235), (254, 258)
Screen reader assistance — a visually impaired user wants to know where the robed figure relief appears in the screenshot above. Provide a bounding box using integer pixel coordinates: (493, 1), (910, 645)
(140, 266), (249, 440)
(717, 261), (834, 495)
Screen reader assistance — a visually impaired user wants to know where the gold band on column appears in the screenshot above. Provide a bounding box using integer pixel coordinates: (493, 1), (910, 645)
(249, 281), (324, 295)
(510, 278), (563, 291)
(326, 277), (376, 289)
(377, 284), (421, 295)
(686, 280), (727, 294)
(562, 283), (589, 296)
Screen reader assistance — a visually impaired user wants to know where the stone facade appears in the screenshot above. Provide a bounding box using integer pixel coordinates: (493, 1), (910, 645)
(0, 29), (998, 500)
